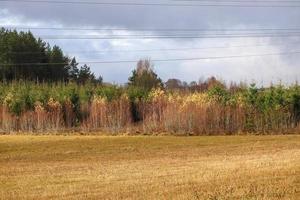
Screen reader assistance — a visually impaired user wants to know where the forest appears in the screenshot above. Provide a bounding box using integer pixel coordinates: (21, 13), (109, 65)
(0, 28), (300, 134)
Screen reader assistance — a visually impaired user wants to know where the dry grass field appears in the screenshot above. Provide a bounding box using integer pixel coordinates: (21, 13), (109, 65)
(0, 135), (299, 200)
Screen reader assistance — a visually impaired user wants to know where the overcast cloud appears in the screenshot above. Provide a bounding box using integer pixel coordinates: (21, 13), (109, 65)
(1, 1), (300, 85)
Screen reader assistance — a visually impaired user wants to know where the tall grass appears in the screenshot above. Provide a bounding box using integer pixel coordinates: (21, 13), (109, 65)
(141, 89), (296, 135)
(0, 81), (299, 134)
(82, 95), (132, 132)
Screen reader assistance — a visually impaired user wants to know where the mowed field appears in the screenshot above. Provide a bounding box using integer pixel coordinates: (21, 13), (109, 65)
(0, 135), (299, 200)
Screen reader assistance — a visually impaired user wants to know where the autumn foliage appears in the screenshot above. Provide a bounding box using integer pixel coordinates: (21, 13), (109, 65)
(0, 81), (299, 135)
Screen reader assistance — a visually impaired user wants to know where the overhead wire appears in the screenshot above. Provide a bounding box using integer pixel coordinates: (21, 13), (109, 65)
(3, 43), (298, 55)
(27, 34), (300, 39)
(1, 50), (299, 65)
(3, 26), (300, 32)
(1, 0), (300, 7)
(172, 0), (300, 3)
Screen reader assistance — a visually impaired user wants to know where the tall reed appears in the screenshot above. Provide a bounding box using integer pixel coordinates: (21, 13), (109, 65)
(0, 82), (299, 134)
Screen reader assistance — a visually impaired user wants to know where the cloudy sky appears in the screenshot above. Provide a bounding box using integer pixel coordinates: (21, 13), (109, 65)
(1, 0), (300, 85)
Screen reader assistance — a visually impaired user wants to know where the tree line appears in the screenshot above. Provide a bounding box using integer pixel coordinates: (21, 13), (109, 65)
(1, 28), (300, 135)
(0, 28), (101, 84)
(1, 28), (240, 92)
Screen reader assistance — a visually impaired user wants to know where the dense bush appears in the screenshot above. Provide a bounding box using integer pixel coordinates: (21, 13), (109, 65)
(0, 81), (299, 134)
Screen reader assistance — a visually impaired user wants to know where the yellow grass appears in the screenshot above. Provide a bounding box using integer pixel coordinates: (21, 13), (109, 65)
(0, 135), (299, 199)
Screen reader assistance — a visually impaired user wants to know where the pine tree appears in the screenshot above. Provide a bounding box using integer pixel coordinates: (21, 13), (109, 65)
(128, 59), (163, 91)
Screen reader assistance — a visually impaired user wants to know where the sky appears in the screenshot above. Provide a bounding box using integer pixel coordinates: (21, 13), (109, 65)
(0, 0), (300, 85)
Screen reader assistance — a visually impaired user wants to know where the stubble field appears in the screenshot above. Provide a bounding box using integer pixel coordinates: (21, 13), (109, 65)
(0, 135), (299, 199)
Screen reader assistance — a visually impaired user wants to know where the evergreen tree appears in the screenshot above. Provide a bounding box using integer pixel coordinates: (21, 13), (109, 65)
(0, 28), (70, 82)
(68, 57), (79, 82)
(77, 64), (96, 84)
(128, 59), (163, 91)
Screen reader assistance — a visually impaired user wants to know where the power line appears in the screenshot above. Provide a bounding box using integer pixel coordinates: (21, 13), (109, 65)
(1, 0), (300, 7)
(34, 32), (300, 36)
(3, 27), (300, 38)
(4, 43), (296, 55)
(28, 34), (300, 39)
(173, 0), (300, 3)
(3, 26), (300, 32)
(1, 51), (299, 65)
(0, 33), (298, 42)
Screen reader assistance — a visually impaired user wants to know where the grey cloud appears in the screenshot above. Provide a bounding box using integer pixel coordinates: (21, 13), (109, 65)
(0, 2), (300, 84)
(1, 2), (300, 29)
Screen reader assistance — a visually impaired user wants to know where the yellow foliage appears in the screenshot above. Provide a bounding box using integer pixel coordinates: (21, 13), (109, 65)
(3, 92), (13, 106)
(47, 98), (62, 110)
(149, 88), (165, 101)
(34, 101), (44, 112)
(93, 96), (107, 105)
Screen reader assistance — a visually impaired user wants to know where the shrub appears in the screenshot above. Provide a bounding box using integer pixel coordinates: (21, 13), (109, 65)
(0, 81), (299, 134)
